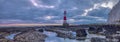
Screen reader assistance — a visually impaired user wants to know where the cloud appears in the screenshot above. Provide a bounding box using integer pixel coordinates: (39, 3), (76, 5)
(0, 19), (34, 24)
(30, 0), (55, 9)
(68, 19), (76, 23)
(54, 20), (63, 24)
(69, 7), (78, 11)
(0, 0), (119, 24)
(101, 2), (113, 9)
(35, 15), (59, 20)
(97, 18), (107, 22)
(81, 0), (118, 16)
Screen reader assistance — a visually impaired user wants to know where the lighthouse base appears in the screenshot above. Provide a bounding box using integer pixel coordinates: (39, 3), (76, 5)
(63, 23), (69, 27)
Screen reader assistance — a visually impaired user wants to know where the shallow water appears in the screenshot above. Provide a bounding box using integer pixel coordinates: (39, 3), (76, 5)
(5, 34), (16, 40)
(5, 32), (21, 40)
(43, 31), (107, 42)
(44, 31), (83, 42)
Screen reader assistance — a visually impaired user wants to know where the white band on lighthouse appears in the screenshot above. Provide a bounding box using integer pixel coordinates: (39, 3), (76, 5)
(63, 10), (69, 27)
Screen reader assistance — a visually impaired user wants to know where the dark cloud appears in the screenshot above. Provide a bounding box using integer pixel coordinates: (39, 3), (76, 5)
(88, 7), (110, 18)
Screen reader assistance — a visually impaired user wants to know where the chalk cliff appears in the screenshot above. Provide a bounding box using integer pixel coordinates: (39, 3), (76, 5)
(108, 1), (120, 24)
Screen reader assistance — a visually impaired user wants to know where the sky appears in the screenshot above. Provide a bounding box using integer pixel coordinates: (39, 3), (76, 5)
(0, 0), (119, 24)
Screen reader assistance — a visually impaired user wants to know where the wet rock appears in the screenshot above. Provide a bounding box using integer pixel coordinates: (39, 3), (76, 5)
(91, 37), (107, 42)
(14, 30), (47, 42)
(88, 27), (98, 34)
(88, 27), (96, 31)
(104, 28), (117, 35)
(56, 30), (74, 39)
(0, 32), (11, 39)
(0, 39), (9, 42)
(76, 29), (87, 37)
(76, 37), (86, 40)
(118, 39), (120, 42)
(88, 27), (103, 34)
(115, 36), (120, 42)
(96, 28), (103, 33)
(0, 35), (4, 39)
(106, 35), (113, 39)
(106, 38), (119, 42)
(38, 29), (44, 32)
(0, 32), (14, 42)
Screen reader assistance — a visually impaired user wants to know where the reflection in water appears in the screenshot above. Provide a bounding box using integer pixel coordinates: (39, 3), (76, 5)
(44, 31), (89, 42)
(5, 32), (21, 40)
(5, 34), (16, 40)
(44, 31), (77, 42)
(43, 30), (106, 42)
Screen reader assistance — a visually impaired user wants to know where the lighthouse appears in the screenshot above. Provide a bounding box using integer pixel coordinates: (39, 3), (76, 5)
(63, 10), (69, 27)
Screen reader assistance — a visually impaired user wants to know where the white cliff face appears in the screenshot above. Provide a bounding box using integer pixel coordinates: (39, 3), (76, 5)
(108, 1), (120, 24)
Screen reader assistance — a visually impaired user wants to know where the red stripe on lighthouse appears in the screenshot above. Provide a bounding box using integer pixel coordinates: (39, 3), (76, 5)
(64, 10), (67, 20)
(64, 16), (66, 20)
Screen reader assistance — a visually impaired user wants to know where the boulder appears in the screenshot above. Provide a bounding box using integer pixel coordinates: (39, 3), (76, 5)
(76, 29), (87, 37)
(14, 30), (47, 42)
(91, 37), (107, 42)
(38, 29), (44, 32)
(0, 39), (8, 42)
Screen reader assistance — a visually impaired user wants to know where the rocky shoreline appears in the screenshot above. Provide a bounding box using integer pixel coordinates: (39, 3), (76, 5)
(0, 24), (120, 42)
(0, 30), (47, 42)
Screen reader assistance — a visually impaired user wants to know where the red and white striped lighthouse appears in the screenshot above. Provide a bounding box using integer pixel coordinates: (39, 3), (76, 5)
(63, 10), (69, 27)
(63, 10), (67, 23)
